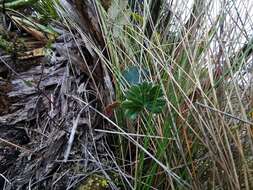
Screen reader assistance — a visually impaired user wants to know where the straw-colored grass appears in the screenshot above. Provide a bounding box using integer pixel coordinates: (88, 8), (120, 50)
(56, 0), (253, 189)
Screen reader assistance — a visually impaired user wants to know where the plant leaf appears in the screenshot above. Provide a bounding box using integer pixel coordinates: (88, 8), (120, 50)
(121, 82), (165, 119)
(122, 66), (148, 86)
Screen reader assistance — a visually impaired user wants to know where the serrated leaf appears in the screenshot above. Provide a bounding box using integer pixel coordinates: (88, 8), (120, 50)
(121, 82), (165, 119)
(146, 98), (166, 113)
(150, 85), (163, 97)
(121, 100), (143, 111)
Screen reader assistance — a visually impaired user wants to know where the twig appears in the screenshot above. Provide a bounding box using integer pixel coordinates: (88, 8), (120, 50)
(0, 137), (31, 152)
(195, 102), (253, 125)
(0, 173), (11, 184)
(63, 104), (89, 162)
(94, 129), (175, 140)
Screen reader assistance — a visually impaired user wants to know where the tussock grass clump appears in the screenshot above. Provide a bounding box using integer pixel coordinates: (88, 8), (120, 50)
(57, 0), (253, 189)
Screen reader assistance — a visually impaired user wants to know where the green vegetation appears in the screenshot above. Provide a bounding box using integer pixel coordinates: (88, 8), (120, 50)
(122, 81), (165, 119)
(1, 0), (252, 189)
(94, 0), (253, 189)
(78, 175), (109, 190)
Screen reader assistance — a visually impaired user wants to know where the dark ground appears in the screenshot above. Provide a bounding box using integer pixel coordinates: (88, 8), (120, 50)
(0, 6), (115, 189)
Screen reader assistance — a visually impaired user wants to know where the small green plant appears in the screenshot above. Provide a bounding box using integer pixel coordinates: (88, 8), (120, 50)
(78, 175), (109, 190)
(121, 81), (165, 119)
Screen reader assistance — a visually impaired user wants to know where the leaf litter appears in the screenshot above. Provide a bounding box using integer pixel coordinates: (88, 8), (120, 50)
(0, 4), (116, 190)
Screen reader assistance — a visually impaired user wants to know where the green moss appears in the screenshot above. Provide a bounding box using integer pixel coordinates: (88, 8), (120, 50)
(78, 175), (109, 190)
(0, 35), (14, 53)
